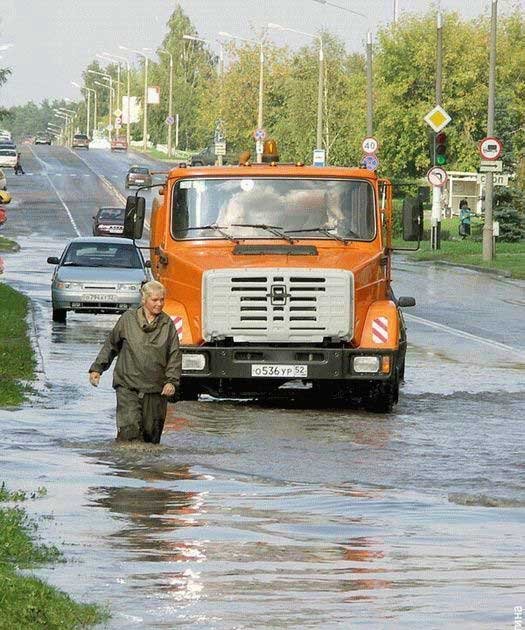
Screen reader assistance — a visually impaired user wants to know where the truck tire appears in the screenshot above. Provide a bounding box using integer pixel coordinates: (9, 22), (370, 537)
(365, 369), (399, 414)
(52, 308), (67, 323)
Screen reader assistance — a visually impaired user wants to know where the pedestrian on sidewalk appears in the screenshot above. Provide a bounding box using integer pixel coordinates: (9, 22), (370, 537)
(459, 199), (472, 239)
(88, 280), (182, 444)
(14, 152), (25, 175)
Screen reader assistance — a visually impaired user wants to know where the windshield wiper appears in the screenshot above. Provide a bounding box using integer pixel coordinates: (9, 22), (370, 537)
(231, 223), (295, 243)
(284, 226), (353, 243)
(180, 224), (239, 243)
(62, 262), (86, 266)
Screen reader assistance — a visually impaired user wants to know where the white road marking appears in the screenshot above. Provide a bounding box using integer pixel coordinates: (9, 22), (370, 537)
(28, 146), (81, 237)
(405, 313), (525, 359)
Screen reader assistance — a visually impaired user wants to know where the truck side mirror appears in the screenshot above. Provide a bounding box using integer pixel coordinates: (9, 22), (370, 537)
(402, 197), (423, 241)
(123, 195), (146, 240)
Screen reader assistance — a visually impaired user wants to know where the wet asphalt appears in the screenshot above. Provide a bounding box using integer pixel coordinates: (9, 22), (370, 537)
(0, 146), (524, 629)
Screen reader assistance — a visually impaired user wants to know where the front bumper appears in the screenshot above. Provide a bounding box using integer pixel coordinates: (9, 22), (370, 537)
(180, 345), (396, 381)
(52, 287), (140, 314)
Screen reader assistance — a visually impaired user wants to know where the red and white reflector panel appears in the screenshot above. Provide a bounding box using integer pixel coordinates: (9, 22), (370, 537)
(171, 316), (183, 341)
(372, 317), (388, 344)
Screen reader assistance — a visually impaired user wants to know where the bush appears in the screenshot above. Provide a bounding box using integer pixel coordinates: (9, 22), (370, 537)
(492, 187), (525, 242)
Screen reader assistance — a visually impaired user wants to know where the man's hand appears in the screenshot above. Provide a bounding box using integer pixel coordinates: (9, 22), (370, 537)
(89, 371), (101, 387)
(161, 383), (176, 397)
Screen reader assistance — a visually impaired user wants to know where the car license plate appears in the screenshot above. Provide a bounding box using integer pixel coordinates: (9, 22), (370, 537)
(135, 179), (144, 183)
(84, 294), (116, 302)
(251, 364), (308, 378)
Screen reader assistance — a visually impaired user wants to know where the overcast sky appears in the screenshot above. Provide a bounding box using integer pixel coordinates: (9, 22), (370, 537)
(0, 0), (510, 108)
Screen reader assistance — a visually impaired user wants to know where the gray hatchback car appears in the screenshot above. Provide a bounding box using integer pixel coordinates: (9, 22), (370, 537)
(47, 237), (151, 322)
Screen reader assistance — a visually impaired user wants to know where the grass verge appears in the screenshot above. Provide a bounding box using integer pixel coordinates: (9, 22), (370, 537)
(394, 217), (525, 279)
(0, 235), (20, 252)
(131, 146), (192, 163)
(0, 284), (36, 406)
(401, 240), (525, 278)
(0, 483), (108, 629)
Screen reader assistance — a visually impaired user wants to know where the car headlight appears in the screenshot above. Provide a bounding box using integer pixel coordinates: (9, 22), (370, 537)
(353, 356), (380, 374)
(55, 281), (82, 289)
(182, 354), (206, 371)
(118, 283), (139, 291)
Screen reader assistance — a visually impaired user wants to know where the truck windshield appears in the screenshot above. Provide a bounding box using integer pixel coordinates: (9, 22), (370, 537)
(171, 178), (376, 241)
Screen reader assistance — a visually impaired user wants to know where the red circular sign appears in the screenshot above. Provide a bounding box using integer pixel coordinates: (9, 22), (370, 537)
(479, 136), (502, 160)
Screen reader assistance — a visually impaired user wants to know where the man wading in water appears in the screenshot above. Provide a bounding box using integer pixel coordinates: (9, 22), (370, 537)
(89, 280), (182, 444)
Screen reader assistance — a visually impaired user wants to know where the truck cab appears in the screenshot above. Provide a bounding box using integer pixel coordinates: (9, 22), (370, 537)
(127, 159), (418, 411)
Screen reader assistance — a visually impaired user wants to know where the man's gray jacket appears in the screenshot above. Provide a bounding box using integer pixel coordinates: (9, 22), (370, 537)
(89, 307), (181, 393)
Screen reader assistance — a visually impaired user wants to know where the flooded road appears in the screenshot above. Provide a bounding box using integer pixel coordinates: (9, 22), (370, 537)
(1, 147), (524, 628)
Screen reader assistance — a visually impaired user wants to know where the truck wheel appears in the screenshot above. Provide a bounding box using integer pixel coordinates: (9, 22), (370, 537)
(365, 369), (399, 413)
(52, 308), (67, 323)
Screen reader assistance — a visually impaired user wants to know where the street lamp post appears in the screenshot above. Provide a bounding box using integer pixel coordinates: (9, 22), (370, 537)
(120, 46), (152, 151)
(219, 31), (265, 162)
(88, 69), (114, 138)
(159, 48), (174, 157)
(94, 80), (115, 140)
(54, 111), (72, 146)
(183, 34), (224, 77)
(311, 1), (371, 134)
(268, 23), (324, 152)
(102, 52), (131, 146)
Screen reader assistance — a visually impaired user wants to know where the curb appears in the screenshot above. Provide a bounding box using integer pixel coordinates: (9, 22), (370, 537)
(430, 260), (512, 278)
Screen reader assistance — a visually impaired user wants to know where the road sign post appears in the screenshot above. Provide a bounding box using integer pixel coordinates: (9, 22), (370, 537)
(313, 149), (326, 167)
(362, 154), (379, 171)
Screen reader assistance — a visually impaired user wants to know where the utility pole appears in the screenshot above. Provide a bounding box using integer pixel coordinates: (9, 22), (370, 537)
(483, 0), (498, 261)
(431, 11), (443, 250)
(316, 37), (324, 151)
(366, 31), (373, 135)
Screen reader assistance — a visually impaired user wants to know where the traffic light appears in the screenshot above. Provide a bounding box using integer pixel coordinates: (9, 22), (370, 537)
(435, 132), (447, 165)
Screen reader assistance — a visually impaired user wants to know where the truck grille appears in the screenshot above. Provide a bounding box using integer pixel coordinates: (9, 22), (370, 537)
(203, 268), (353, 343)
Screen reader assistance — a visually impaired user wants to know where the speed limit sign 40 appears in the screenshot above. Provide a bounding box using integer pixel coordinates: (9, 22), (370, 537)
(362, 137), (379, 154)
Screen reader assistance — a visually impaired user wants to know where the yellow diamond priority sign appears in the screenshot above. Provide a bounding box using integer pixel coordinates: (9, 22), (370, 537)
(424, 105), (451, 133)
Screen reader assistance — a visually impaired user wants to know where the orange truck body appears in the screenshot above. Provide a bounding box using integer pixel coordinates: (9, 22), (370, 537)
(147, 163), (412, 411)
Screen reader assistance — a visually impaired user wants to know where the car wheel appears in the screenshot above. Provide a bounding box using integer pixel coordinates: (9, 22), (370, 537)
(52, 308), (67, 323)
(193, 161), (203, 166)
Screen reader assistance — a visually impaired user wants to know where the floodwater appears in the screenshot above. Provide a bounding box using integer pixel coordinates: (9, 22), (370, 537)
(1, 236), (524, 629)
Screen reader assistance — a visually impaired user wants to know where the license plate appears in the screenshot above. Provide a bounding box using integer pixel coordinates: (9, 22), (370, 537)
(83, 294), (116, 302)
(251, 364), (308, 378)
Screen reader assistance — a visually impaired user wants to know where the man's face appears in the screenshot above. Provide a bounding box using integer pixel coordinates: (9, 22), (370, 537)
(143, 292), (165, 316)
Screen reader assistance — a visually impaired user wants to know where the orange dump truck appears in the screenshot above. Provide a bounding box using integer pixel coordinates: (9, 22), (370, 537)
(125, 160), (420, 412)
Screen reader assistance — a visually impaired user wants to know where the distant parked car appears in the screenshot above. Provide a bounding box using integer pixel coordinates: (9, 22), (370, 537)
(111, 136), (128, 152)
(125, 165), (152, 188)
(47, 237), (151, 323)
(92, 207), (126, 236)
(72, 133), (90, 149)
(0, 149), (17, 168)
(34, 135), (51, 145)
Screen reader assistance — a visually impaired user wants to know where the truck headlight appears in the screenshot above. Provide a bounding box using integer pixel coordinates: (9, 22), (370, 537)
(118, 283), (139, 291)
(182, 354), (206, 371)
(353, 356), (380, 373)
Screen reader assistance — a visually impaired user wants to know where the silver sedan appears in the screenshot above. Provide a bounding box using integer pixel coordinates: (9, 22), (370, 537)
(47, 237), (151, 323)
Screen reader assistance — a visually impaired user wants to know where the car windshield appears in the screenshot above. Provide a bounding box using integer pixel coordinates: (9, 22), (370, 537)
(62, 243), (143, 268)
(130, 167), (149, 174)
(74, 135), (88, 140)
(0, 149), (16, 156)
(97, 208), (125, 220)
(171, 177), (376, 241)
